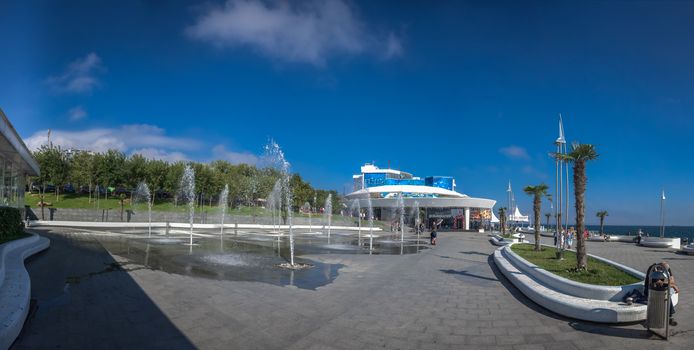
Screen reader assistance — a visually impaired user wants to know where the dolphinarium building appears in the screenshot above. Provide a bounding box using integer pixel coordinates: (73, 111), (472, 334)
(345, 163), (496, 231)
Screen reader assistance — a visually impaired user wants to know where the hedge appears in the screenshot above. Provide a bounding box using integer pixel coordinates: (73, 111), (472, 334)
(0, 207), (24, 237)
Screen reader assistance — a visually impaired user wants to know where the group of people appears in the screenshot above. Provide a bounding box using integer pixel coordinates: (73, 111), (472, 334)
(553, 227), (591, 249)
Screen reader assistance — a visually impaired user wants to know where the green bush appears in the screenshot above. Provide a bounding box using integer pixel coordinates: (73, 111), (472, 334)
(0, 207), (24, 238)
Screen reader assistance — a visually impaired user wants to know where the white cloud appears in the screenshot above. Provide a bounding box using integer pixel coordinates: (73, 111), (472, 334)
(499, 145), (530, 160)
(212, 144), (259, 165)
(130, 148), (189, 162)
(68, 106), (87, 121)
(24, 125), (201, 158)
(46, 52), (105, 94)
(186, 0), (402, 66)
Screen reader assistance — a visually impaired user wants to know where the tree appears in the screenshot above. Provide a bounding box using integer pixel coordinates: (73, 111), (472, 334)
(290, 174), (313, 211)
(70, 151), (95, 202)
(545, 213), (552, 228)
(596, 210), (609, 236)
(524, 184), (549, 251)
(32, 145), (70, 202)
(498, 207), (507, 235)
(557, 143), (599, 269)
(95, 150), (126, 199)
(164, 162), (185, 205)
(124, 154), (148, 189)
(145, 159), (169, 203)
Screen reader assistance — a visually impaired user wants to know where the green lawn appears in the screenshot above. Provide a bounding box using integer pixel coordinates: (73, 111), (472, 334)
(0, 232), (31, 245)
(510, 243), (641, 286)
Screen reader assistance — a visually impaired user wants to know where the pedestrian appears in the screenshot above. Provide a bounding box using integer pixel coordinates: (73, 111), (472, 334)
(430, 227), (438, 245)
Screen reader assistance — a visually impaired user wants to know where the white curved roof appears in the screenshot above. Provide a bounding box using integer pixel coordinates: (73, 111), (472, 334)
(491, 211), (500, 223)
(509, 206), (529, 222)
(346, 185), (466, 198)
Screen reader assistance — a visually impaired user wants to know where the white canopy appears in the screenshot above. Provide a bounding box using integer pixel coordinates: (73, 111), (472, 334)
(509, 206), (529, 222)
(491, 210), (500, 223)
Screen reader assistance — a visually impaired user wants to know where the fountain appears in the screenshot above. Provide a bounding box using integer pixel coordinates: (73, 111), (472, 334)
(263, 140), (303, 268)
(302, 202), (313, 233)
(349, 198), (362, 244)
(412, 200), (421, 238)
(134, 182), (153, 237)
(219, 184), (229, 243)
(180, 165), (196, 246)
(267, 179), (282, 233)
(325, 194), (333, 239)
(397, 193), (405, 242)
(365, 192), (375, 251)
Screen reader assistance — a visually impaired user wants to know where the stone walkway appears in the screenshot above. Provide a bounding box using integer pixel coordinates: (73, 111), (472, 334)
(11, 229), (694, 349)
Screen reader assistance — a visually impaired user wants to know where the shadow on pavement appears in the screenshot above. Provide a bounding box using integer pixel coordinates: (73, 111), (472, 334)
(12, 229), (195, 349)
(459, 251), (488, 256)
(440, 269), (498, 282)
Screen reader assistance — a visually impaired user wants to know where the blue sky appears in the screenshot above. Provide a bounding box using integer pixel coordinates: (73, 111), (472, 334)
(2, 0), (693, 225)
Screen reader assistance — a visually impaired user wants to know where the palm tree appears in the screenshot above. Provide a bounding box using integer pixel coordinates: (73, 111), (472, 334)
(556, 143), (599, 269)
(498, 207), (507, 235)
(545, 213), (552, 228)
(524, 184), (549, 251)
(596, 210), (609, 235)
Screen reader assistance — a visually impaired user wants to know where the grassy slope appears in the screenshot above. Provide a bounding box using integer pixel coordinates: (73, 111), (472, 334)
(510, 243), (640, 286)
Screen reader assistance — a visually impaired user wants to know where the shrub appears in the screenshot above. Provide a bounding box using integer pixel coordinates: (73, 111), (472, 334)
(0, 207), (24, 238)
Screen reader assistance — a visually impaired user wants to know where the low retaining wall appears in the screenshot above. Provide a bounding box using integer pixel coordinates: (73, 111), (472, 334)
(25, 207), (365, 227)
(0, 234), (50, 349)
(503, 244), (644, 301)
(27, 220), (383, 232)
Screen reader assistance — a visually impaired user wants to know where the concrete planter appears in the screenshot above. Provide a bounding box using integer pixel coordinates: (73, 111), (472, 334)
(606, 235), (637, 243)
(640, 237), (681, 249)
(503, 243), (644, 301)
(0, 233), (50, 349)
(493, 244), (652, 323)
(681, 244), (694, 255)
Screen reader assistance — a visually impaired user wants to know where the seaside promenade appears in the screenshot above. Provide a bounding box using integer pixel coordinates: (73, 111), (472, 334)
(12, 228), (694, 349)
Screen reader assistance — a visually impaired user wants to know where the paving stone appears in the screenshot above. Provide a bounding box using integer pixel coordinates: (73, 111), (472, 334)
(10, 229), (693, 349)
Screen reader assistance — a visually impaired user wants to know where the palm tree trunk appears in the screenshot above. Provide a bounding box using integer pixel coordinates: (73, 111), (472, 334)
(533, 193), (540, 251)
(574, 160), (587, 269)
(600, 217), (604, 235)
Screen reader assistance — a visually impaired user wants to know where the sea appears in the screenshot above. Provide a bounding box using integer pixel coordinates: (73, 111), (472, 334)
(542, 225), (694, 242)
(584, 225), (694, 242)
